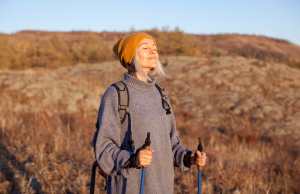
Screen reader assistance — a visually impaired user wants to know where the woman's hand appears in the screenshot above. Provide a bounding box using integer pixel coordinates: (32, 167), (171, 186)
(195, 151), (207, 168)
(137, 146), (153, 167)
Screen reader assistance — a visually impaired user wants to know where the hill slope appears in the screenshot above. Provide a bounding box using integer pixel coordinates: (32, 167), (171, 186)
(1, 30), (300, 69)
(0, 55), (299, 193)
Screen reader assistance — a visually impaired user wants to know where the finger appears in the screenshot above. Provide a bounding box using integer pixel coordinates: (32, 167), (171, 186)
(142, 149), (152, 154)
(144, 158), (152, 163)
(142, 162), (151, 167)
(197, 156), (206, 162)
(142, 156), (152, 162)
(196, 157), (205, 163)
(142, 155), (152, 160)
(140, 157), (151, 162)
(140, 162), (148, 166)
(197, 158), (206, 165)
(140, 159), (150, 164)
(144, 148), (154, 154)
(196, 158), (205, 163)
(140, 150), (151, 156)
(196, 160), (205, 166)
(143, 151), (153, 157)
(197, 153), (206, 160)
(145, 150), (153, 154)
(197, 151), (204, 157)
(197, 163), (205, 167)
(142, 154), (152, 159)
(145, 146), (152, 150)
(141, 159), (152, 166)
(197, 153), (206, 159)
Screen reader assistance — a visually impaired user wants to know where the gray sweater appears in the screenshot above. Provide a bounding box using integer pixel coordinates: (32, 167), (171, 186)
(95, 73), (190, 194)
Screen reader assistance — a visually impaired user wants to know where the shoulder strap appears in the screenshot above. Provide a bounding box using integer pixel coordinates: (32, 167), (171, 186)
(111, 81), (135, 153)
(111, 81), (130, 124)
(155, 83), (172, 115)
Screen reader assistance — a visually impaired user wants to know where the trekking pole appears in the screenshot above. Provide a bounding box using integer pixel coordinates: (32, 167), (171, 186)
(139, 132), (151, 194)
(197, 137), (204, 194)
(89, 161), (98, 194)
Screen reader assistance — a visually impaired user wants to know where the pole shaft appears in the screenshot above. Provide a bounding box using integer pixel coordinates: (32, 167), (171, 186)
(139, 168), (145, 194)
(197, 170), (202, 194)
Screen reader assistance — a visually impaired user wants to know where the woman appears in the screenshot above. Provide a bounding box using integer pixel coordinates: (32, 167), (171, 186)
(94, 32), (207, 194)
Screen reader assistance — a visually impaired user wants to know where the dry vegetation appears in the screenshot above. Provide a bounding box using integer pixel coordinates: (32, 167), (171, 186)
(0, 30), (300, 194)
(1, 29), (300, 70)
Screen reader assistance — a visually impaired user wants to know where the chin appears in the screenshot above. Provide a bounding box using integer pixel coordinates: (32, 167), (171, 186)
(144, 63), (157, 69)
(147, 67), (156, 72)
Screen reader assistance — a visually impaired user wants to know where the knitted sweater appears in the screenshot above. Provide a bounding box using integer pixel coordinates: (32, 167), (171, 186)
(94, 73), (191, 194)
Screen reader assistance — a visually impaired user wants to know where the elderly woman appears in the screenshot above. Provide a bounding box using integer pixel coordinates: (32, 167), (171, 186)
(94, 32), (207, 194)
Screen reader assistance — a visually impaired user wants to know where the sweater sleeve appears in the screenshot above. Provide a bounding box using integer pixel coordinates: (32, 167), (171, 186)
(169, 103), (192, 171)
(94, 86), (131, 177)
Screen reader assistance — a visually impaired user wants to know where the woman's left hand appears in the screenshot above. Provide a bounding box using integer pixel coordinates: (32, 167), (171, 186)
(195, 151), (207, 168)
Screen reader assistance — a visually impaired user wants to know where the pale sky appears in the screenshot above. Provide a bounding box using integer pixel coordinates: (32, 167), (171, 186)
(1, 0), (299, 45)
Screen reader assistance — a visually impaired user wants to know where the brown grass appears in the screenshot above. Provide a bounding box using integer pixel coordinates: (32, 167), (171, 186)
(1, 111), (299, 193)
(1, 29), (300, 70)
(0, 48), (299, 193)
(0, 110), (95, 193)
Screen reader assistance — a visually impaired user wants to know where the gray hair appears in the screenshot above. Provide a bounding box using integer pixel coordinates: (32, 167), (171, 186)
(129, 57), (168, 82)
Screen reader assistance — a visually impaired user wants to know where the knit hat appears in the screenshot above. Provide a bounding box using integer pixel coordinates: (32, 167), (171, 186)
(113, 32), (156, 68)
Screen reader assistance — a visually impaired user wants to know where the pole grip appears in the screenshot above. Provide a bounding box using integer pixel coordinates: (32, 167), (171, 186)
(142, 132), (151, 149)
(197, 137), (203, 152)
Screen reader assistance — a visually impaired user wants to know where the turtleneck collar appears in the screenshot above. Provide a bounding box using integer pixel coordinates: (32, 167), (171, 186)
(123, 73), (156, 90)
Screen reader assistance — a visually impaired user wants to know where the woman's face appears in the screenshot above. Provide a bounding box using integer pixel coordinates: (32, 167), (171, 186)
(135, 38), (159, 70)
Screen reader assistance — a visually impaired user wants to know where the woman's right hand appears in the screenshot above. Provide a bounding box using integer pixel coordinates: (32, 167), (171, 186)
(137, 146), (153, 167)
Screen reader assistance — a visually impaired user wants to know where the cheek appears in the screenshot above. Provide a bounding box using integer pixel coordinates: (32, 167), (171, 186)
(137, 51), (147, 61)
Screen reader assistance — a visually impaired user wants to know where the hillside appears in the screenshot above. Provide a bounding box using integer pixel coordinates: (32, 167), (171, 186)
(1, 30), (300, 70)
(0, 53), (299, 193)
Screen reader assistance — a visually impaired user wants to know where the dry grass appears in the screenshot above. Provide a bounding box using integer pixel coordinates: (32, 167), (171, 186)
(1, 112), (299, 193)
(0, 55), (299, 193)
(0, 109), (95, 193)
(1, 30), (300, 70)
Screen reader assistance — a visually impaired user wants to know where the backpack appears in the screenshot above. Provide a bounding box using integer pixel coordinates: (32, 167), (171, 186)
(90, 80), (171, 194)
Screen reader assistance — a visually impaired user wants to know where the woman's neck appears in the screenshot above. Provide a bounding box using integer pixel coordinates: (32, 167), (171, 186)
(132, 68), (153, 83)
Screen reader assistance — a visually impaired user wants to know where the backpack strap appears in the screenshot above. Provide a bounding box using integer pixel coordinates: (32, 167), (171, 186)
(111, 81), (130, 124)
(111, 81), (135, 152)
(155, 83), (172, 115)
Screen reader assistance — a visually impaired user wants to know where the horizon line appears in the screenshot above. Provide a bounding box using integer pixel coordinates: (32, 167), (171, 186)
(0, 28), (298, 46)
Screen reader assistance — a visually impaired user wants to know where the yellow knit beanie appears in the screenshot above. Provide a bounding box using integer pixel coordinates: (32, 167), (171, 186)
(113, 32), (156, 68)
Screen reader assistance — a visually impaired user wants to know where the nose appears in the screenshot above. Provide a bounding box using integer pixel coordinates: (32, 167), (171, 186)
(150, 48), (158, 55)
